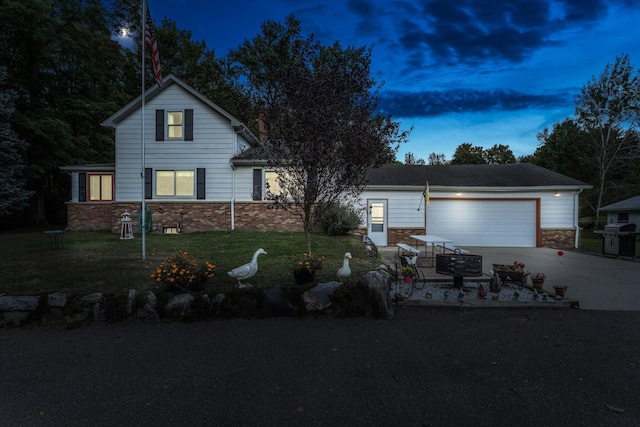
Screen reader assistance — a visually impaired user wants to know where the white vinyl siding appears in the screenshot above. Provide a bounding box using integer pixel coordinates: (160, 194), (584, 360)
(114, 84), (235, 201)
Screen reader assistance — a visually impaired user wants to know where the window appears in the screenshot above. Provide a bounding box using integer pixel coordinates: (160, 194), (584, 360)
(88, 174), (113, 201)
(167, 111), (183, 139)
(155, 109), (193, 141)
(618, 213), (629, 223)
(265, 171), (284, 199)
(156, 170), (194, 197)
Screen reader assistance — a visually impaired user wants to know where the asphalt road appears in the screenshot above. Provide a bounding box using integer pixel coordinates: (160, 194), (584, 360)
(1, 307), (639, 427)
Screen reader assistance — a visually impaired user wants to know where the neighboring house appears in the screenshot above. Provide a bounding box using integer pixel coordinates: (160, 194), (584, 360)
(599, 195), (640, 225)
(61, 75), (591, 249)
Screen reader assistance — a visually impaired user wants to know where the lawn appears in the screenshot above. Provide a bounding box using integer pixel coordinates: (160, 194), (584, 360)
(0, 229), (379, 297)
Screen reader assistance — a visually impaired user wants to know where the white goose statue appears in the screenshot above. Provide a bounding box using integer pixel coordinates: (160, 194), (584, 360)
(228, 248), (267, 288)
(337, 252), (352, 283)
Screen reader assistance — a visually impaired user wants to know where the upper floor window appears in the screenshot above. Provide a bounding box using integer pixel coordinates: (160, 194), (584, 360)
(167, 111), (183, 139)
(156, 170), (194, 197)
(88, 174), (113, 201)
(155, 109), (193, 141)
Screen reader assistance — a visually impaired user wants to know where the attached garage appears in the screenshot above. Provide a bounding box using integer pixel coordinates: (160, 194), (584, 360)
(362, 164), (591, 249)
(426, 199), (538, 247)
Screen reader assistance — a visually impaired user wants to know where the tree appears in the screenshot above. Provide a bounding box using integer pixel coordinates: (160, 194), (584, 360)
(534, 118), (592, 182)
(451, 143), (486, 164)
(428, 152), (448, 165)
(0, 0), (131, 224)
(0, 68), (32, 217)
(575, 54), (640, 224)
(484, 144), (516, 164)
(231, 16), (409, 251)
(404, 152), (426, 165)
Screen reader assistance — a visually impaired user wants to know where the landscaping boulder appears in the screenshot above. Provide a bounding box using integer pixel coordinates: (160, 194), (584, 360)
(303, 281), (340, 311)
(349, 271), (394, 319)
(260, 288), (298, 317)
(0, 296), (40, 311)
(164, 293), (195, 319)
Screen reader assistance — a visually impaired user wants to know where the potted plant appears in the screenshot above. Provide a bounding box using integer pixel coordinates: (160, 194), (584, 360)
(292, 251), (325, 285)
(530, 272), (546, 289)
(401, 265), (415, 283)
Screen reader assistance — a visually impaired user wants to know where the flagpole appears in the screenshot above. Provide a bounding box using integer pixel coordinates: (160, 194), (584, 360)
(141, 0), (146, 260)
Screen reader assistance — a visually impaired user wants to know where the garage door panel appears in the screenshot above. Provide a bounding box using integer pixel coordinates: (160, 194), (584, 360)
(427, 200), (536, 247)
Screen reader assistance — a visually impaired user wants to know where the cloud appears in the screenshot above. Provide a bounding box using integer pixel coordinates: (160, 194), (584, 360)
(378, 88), (574, 117)
(345, 0), (614, 68)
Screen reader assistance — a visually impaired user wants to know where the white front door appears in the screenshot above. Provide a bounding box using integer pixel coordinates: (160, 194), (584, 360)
(367, 199), (387, 247)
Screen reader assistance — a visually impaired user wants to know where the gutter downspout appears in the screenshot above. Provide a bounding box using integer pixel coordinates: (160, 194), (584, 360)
(574, 188), (583, 248)
(230, 128), (244, 231)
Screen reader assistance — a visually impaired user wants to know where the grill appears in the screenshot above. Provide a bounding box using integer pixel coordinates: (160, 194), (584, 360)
(436, 253), (483, 288)
(601, 223), (637, 257)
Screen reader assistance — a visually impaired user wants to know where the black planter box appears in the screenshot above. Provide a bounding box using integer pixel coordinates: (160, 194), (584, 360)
(436, 254), (483, 277)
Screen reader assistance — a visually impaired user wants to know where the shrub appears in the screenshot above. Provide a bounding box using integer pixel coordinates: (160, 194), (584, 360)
(321, 202), (363, 235)
(150, 250), (215, 292)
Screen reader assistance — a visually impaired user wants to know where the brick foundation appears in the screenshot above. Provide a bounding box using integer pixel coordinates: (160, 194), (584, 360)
(358, 227), (578, 249)
(540, 229), (576, 249)
(65, 201), (307, 233)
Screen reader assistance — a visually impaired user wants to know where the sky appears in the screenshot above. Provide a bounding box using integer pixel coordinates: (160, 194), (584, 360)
(144, 0), (640, 162)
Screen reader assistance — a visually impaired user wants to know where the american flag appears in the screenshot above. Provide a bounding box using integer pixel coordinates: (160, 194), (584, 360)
(144, 4), (163, 88)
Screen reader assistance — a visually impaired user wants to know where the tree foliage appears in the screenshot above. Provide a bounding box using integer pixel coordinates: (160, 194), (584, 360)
(404, 152), (426, 165)
(574, 54), (640, 224)
(229, 16), (409, 250)
(0, 0), (131, 224)
(451, 143), (486, 164)
(451, 142), (516, 164)
(0, 68), (33, 216)
(428, 152), (448, 165)
(534, 118), (592, 182)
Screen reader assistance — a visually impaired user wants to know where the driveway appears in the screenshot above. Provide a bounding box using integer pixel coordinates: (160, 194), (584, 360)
(381, 246), (640, 311)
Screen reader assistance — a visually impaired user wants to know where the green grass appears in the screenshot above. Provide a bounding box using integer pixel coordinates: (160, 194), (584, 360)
(0, 229), (378, 296)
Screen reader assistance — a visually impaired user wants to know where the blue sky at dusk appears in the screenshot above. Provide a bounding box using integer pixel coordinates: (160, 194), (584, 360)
(144, 0), (640, 161)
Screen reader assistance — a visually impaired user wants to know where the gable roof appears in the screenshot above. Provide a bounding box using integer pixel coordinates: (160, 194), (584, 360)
(101, 74), (259, 145)
(599, 195), (640, 212)
(366, 163), (591, 190)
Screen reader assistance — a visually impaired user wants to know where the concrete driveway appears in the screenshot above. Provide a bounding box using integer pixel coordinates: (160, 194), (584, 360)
(383, 246), (640, 311)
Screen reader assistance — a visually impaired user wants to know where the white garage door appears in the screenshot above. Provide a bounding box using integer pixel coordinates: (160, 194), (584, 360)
(426, 200), (537, 247)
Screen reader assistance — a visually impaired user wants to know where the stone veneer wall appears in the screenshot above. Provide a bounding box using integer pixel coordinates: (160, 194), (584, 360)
(66, 202), (306, 233)
(540, 229), (577, 249)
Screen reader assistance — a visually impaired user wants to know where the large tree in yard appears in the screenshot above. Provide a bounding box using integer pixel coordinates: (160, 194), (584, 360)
(230, 16), (409, 251)
(575, 54), (640, 225)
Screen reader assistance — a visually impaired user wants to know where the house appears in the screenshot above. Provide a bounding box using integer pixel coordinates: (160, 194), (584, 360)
(61, 75), (591, 249)
(599, 195), (640, 225)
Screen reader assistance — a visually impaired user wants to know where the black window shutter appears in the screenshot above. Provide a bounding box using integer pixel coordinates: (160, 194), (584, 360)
(185, 109), (193, 141)
(78, 173), (86, 202)
(145, 168), (152, 199)
(252, 169), (262, 200)
(197, 168), (205, 199)
(155, 110), (164, 141)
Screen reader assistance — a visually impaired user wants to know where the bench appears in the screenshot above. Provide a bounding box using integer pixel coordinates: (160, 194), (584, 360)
(396, 243), (420, 254)
(436, 243), (469, 254)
